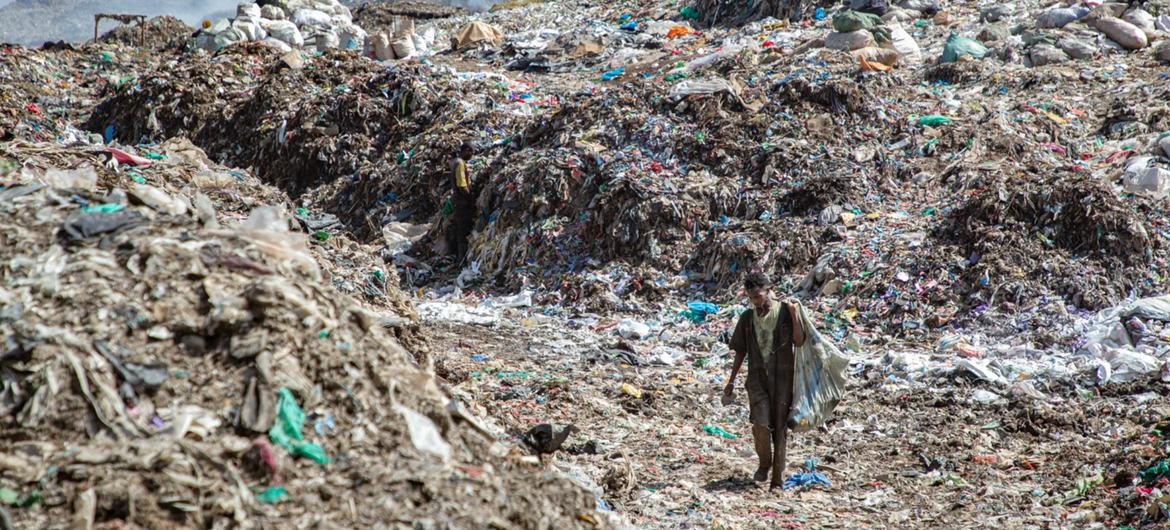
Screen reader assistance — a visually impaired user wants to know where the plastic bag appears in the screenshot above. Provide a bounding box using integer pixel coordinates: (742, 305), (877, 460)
(882, 22), (922, 64)
(1036, 7), (1088, 29)
(1091, 16), (1148, 50)
(825, 30), (876, 51)
(833, 10), (884, 33)
(269, 387), (330, 464)
(397, 405), (452, 461)
(939, 32), (988, 63)
(787, 305), (849, 432)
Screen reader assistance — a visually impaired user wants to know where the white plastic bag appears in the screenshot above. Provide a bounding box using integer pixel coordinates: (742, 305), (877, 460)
(787, 305), (849, 432)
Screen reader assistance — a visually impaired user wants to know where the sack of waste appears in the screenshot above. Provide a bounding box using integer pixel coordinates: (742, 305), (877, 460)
(939, 31), (987, 62)
(787, 304), (850, 432)
(825, 30), (876, 51)
(1090, 16), (1148, 50)
(833, 10), (885, 32)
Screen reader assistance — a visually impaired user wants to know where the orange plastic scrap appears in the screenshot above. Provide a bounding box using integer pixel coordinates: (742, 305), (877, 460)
(859, 56), (891, 72)
(667, 26), (691, 39)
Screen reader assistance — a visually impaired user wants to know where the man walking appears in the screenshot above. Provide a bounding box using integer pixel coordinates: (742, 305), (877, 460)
(448, 143), (475, 263)
(723, 272), (805, 487)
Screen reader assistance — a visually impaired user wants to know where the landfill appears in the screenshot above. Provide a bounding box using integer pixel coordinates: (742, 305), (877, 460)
(3, 0), (1170, 526)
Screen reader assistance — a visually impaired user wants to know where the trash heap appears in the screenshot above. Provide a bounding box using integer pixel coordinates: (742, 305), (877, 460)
(193, 0), (368, 53)
(0, 138), (610, 527)
(0, 44), (151, 145)
(97, 15), (194, 52)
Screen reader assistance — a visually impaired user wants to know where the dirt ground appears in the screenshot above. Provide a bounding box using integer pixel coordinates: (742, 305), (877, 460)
(424, 305), (1168, 529)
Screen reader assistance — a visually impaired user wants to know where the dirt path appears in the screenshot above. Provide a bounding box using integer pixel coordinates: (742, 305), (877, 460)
(423, 303), (1163, 528)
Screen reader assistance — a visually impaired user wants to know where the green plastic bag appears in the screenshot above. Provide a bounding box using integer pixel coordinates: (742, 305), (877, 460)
(833, 10), (890, 43)
(441, 197), (454, 216)
(917, 115), (954, 126)
(940, 32), (988, 63)
(269, 388), (330, 465)
(702, 424), (737, 439)
(256, 486), (288, 504)
(833, 10), (884, 33)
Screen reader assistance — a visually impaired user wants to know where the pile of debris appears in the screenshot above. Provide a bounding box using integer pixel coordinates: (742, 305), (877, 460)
(98, 15), (194, 52)
(0, 138), (611, 527)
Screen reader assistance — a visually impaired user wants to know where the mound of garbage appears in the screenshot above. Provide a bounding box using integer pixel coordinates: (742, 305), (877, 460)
(0, 138), (609, 527)
(98, 15), (194, 52)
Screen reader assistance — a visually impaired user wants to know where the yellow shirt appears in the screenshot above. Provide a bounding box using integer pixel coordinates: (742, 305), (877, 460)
(752, 301), (780, 362)
(454, 160), (469, 190)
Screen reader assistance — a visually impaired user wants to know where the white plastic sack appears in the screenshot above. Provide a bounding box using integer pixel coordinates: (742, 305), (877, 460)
(264, 20), (304, 47)
(1036, 7), (1088, 29)
(233, 19), (267, 41)
(1123, 8), (1156, 31)
(825, 30), (876, 51)
(1124, 166), (1170, 198)
(882, 22), (922, 64)
(372, 32), (394, 60)
(310, 29), (340, 50)
(238, 3), (262, 19)
(1030, 44), (1069, 66)
(262, 37), (293, 53)
(336, 21), (366, 50)
(1105, 349), (1163, 383)
(292, 8), (332, 28)
(261, 5), (286, 20)
(1091, 16), (1148, 49)
(1057, 37), (1096, 60)
(787, 305), (849, 432)
(392, 36), (416, 58)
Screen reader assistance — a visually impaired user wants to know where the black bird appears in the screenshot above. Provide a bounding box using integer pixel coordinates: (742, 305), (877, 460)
(523, 424), (577, 455)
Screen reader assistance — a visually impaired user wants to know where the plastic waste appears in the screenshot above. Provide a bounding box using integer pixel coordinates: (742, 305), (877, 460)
(940, 32), (988, 63)
(787, 304), (850, 432)
(1036, 7), (1089, 29)
(683, 301), (720, 323)
(269, 387), (330, 464)
(825, 30), (876, 51)
(702, 425), (737, 439)
(917, 115), (953, 126)
(1091, 16), (1147, 50)
(617, 319), (651, 339)
(833, 10), (884, 33)
(397, 405), (452, 461)
(783, 460), (831, 490)
(257, 486), (288, 504)
(59, 210), (149, 243)
(80, 203), (125, 214)
(40, 165), (98, 190)
(601, 67), (625, 81)
(882, 22), (922, 65)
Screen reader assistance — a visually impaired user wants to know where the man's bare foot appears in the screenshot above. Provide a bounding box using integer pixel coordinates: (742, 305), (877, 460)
(753, 467), (769, 482)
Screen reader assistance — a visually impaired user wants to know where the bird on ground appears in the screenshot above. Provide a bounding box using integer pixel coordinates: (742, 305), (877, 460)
(523, 423), (577, 455)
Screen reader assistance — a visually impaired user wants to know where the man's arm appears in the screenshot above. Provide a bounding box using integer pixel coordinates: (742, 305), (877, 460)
(788, 302), (805, 347)
(724, 316), (748, 397)
(724, 349), (747, 395)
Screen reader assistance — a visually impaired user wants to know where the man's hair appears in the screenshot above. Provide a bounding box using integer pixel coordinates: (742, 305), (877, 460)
(743, 272), (771, 291)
